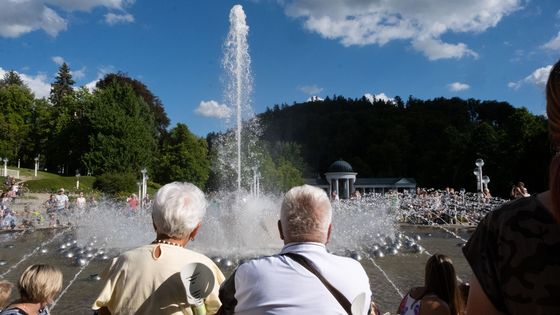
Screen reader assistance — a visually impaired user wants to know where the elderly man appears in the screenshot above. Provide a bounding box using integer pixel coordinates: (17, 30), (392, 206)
(218, 184), (372, 314)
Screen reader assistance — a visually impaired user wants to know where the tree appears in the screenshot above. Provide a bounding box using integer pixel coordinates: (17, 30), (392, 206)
(0, 70), (24, 87)
(96, 73), (170, 137)
(50, 63), (75, 106)
(155, 123), (210, 188)
(82, 80), (157, 175)
(0, 84), (34, 160)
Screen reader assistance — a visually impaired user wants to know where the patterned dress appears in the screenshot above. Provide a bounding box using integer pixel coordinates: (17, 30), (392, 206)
(463, 195), (560, 315)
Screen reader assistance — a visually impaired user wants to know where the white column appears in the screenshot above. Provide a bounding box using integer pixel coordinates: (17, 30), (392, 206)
(344, 179), (350, 199)
(334, 179), (339, 198)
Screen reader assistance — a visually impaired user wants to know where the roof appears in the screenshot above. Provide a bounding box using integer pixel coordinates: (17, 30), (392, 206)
(327, 159), (354, 173)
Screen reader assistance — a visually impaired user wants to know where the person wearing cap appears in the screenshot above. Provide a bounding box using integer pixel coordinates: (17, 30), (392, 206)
(54, 188), (68, 226)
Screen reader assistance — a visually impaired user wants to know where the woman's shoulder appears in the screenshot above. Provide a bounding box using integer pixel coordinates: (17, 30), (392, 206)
(420, 295), (451, 315)
(0, 307), (27, 315)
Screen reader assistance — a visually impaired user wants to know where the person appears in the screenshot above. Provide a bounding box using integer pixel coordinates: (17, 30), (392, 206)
(463, 59), (560, 315)
(331, 191), (339, 201)
(218, 184), (373, 314)
(397, 253), (463, 315)
(517, 181), (530, 197)
(126, 194), (139, 213)
(54, 188), (68, 225)
(44, 195), (57, 227)
(0, 264), (63, 315)
(92, 182), (225, 315)
(75, 192), (86, 212)
(0, 280), (13, 311)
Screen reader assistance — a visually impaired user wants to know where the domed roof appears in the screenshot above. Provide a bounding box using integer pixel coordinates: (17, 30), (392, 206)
(327, 159), (353, 173)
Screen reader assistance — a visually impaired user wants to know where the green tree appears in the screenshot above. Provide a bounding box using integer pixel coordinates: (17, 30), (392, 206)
(96, 73), (170, 137)
(1, 70), (24, 87)
(50, 63), (75, 106)
(82, 80), (156, 175)
(155, 123), (210, 188)
(0, 84), (34, 160)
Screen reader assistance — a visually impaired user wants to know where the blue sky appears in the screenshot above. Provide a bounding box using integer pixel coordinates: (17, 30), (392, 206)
(1, 0), (560, 136)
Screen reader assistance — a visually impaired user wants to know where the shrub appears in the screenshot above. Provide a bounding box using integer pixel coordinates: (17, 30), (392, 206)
(93, 173), (137, 196)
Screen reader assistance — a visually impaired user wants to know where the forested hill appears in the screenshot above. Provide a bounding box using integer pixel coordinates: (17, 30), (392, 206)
(258, 95), (550, 197)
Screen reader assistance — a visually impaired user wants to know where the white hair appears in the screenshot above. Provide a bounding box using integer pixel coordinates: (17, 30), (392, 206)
(151, 182), (207, 239)
(280, 185), (332, 240)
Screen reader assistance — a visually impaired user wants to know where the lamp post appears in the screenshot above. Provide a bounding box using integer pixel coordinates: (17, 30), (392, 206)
(137, 181), (142, 203)
(75, 171), (80, 190)
(34, 157), (39, 177)
(482, 175), (490, 192)
(474, 159), (484, 193)
(140, 168), (147, 211)
(2, 158), (8, 177)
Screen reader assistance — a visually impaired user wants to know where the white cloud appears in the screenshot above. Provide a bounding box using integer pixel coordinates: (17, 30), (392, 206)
(0, 0), (134, 38)
(81, 65), (115, 91)
(71, 66), (87, 80)
(364, 92), (394, 103)
(542, 32), (560, 51)
(104, 13), (135, 25)
(52, 56), (65, 66)
(0, 67), (51, 98)
(195, 100), (232, 119)
(0, 2), (67, 38)
(299, 84), (323, 95)
(447, 82), (470, 92)
(282, 0), (520, 60)
(508, 65), (552, 90)
(44, 0), (134, 12)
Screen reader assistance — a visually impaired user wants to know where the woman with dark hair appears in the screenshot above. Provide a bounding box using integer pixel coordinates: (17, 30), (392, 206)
(397, 253), (463, 315)
(463, 60), (560, 315)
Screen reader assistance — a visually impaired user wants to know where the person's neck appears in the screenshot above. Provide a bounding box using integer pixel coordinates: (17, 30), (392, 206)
(155, 234), (187, 247)
(10, 301), (42, 314)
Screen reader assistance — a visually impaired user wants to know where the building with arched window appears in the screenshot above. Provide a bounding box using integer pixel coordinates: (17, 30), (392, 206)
(305, 159), (417, 199)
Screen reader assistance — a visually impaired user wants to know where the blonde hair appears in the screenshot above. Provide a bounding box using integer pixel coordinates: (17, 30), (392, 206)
(18, 265), (63, 303)
(0, 280), (13, 308)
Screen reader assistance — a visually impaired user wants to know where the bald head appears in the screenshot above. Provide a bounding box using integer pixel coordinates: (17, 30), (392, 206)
(279, 185), (332, 244)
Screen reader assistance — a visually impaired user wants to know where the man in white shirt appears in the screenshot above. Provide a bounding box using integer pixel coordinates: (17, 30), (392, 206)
(218, 184), (372, 315)
(55, 188), (69, 225)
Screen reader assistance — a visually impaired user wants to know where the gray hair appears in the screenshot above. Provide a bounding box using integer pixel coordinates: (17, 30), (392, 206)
(152, 182), (207, 239)
(280, 185), (332, 240)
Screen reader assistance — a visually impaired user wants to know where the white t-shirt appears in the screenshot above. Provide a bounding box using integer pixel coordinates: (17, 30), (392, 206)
(55, 194), (68, 210)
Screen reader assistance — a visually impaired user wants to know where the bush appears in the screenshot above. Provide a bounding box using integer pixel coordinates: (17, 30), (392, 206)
(93, 173), (137, 196)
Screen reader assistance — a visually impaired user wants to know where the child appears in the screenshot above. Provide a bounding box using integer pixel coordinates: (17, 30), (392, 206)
(0, 264), (63, 315)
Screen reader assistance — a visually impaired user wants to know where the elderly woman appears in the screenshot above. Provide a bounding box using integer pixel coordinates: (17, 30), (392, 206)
(0, 264), (62, 315)
(92, 182), (225, 315)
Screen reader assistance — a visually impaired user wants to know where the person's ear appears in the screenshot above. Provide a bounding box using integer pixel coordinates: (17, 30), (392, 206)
(278, 220), (285, 240)
(189, 223), (201, 240)
(326, 224), (332, 244)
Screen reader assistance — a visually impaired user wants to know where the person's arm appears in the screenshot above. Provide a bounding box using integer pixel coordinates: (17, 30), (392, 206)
(466, 277), (504, 315)
(216, 269), (238, 315)
(418, 296), (450, 315)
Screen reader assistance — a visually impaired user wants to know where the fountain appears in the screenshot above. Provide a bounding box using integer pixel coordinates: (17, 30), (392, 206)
(0, 4), (510, 314)
(221, 4), (254, 193)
